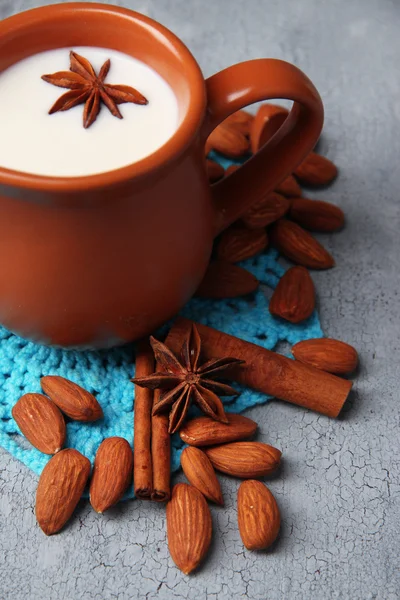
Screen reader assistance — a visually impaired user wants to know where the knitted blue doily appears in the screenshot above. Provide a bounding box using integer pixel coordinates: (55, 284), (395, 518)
(0, 155), (323, 496)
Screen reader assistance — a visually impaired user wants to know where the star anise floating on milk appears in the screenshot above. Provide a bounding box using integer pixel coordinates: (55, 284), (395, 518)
(132, 325), (244, 434)
(41, 51), (148, 129)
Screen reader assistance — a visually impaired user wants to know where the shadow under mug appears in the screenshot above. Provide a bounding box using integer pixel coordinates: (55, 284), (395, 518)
(0, 2), (323, 349)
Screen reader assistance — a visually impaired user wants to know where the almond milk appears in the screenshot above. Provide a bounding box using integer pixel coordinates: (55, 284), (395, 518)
(0, 47), (179, 177)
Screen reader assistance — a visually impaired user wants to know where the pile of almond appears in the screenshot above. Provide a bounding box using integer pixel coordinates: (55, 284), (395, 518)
(12, 376), (283, 572)
(13, 373), (283, 573)
(172, 414), (282, 573)
(201, 102), (343, 324)
(11, 336), (358, 571)
(12, 376), (134, 534)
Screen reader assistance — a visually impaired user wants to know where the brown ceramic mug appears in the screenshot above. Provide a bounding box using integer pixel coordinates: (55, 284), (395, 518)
(0, 3), (323, 349)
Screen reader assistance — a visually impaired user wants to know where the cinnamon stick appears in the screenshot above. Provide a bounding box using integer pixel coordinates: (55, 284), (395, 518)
(133, 340), (154, 499)
(167, 318), (352, 418)
(151, 394), (171, 502)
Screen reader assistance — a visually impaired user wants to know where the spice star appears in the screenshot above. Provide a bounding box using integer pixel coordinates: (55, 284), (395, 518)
(132, 324), (244, 434)
(41, 50), (148, 129)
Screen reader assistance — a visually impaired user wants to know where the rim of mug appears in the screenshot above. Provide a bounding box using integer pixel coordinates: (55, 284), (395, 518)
(0, 2), (207, 194)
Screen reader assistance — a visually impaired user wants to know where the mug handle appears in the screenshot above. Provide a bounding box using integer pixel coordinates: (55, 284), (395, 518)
(202, 59), (324, 235)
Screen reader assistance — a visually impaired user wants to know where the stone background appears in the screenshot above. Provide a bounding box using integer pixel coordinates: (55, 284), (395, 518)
(0, 0), (399, 598)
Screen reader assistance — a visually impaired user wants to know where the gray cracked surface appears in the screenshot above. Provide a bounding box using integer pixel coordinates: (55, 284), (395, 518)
(0, 0), (399, 598)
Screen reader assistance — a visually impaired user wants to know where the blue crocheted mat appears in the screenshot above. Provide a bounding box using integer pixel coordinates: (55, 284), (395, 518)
(0, 154), (323, 497)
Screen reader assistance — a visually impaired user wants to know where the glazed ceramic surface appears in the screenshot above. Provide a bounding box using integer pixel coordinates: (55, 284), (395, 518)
(0, 3), (323, 348)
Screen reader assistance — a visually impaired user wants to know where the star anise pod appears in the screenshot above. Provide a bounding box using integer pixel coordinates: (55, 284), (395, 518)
(42, 51), (148, 129)
(132, 325), (244, 434)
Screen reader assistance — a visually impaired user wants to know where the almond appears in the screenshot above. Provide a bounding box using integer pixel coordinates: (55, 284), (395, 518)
(269, 266), (315, 323)
(270, 219), (335, 269)
(36, 448), (90, 535)
(180, 413), (257, 447)
(89, 437), (133, 513)
(205, 441), (281, 478)
(205, 138), (213, 156)
(242, 192), (290, 229)
(12, 393), (65, 455)
(238, 480), (280, 550)
(41, 375), (103, 421)
(275, 175), (302, 197)
(250, 104), (289, 153)
(292, 338), (358, 374)
(223, 109), (254, 136)
(195, 260), (259, 298)
(225, 164), (240, 176)
(294, 152), (338, 186)
(217, 226), (268, 263)
(166, 483), (212, 574)
(289, 198), (345, 232)
(206, 159), (225, 183)
(206, 123), (250, 158)
(181, 447), (223, 505)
